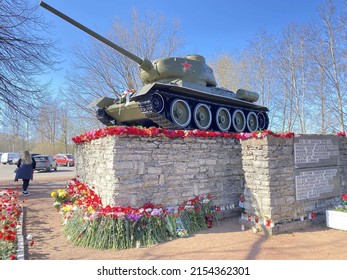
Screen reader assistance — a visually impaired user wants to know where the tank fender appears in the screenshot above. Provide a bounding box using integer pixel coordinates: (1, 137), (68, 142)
(89, 97), (115, 108)
(132, 83), (156, 99)
(236, 89), (259, 103)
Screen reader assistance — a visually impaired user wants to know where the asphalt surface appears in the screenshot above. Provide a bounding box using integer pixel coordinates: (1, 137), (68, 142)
(0, 163), (75, 181)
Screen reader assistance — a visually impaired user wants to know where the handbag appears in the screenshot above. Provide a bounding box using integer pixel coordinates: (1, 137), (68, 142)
(14, 167), (19, 173)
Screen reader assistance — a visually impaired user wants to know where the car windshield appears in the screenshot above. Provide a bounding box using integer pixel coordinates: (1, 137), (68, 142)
(66, 155), (74, 159)
(35, 156), (48, 161)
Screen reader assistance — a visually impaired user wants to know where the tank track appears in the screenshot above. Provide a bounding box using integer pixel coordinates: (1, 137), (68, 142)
(137, 94), (178, 129)
(136, 90), (269, 132)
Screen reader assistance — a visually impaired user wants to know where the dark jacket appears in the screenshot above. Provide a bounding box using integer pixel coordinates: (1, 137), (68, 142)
(15, 157), (36, 180)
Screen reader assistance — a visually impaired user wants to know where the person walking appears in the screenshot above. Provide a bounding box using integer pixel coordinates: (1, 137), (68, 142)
(14, 151), (36, 196)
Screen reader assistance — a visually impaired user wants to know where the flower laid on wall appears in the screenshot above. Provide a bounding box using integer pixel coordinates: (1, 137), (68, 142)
(0, 189), (22, 260)
(72, 125), (297, 144)
(51, 178), (217, 250)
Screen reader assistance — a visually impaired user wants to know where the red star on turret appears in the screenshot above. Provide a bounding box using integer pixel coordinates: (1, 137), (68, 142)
(182, 61), (192, 71)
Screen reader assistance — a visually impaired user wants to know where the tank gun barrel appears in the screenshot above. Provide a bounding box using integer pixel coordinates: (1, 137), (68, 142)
(39, 1), (153, 71)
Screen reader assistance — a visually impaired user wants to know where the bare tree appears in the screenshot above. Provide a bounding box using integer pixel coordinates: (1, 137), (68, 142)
(311, 0), (346, 132)
(61, 9), (183, 128)
(275, 23), (315, 133)
(243, 29), (275, 108)
(0, 0), (57, 126)
(36, 101), (59, 151)
(210, 54), (240, 91)
(306, 26), (331, 134)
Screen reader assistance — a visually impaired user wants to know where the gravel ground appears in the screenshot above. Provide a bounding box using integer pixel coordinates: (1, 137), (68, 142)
(1, 176), (347, 260)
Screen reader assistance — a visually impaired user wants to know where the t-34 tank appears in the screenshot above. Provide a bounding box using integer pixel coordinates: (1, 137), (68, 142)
(40, 1), (269, 132)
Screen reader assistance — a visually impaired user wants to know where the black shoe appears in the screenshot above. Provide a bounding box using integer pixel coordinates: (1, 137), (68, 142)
(23, 191), (30, 196)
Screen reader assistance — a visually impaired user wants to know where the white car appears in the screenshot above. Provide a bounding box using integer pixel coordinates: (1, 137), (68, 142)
(1, 152), (21, 165)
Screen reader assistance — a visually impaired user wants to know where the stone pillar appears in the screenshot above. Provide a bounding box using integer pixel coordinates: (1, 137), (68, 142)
(240, 135), (343, 234)
(240, 136), (294, 223)
(339, 137), (347, 194)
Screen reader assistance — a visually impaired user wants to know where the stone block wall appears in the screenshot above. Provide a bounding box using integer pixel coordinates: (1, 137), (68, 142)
(240, 135), (346, 231)
(74, 132), (347, 234)
(75, 135), (244, 208)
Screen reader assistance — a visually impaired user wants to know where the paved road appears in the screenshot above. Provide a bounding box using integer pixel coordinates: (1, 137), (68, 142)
(0, 163), (75, 182)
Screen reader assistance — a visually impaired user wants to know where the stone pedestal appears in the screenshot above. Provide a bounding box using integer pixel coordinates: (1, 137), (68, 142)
(73, 131), (347, 234)
(75, 135), (244, 208)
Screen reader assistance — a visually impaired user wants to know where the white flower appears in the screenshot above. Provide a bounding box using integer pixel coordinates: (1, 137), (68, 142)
(26, 234), (33, 241)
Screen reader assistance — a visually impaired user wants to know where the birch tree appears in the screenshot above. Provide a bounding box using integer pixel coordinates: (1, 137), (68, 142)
(243, 29), (275, 108)
(210, 54), (240, 91)
(276, 24), (313, 133)
(311, 0), (346, 132)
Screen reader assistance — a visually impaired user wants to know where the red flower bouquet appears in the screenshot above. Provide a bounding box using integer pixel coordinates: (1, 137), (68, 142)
(72, 125), (295, 144)
(0, 189), (22, 260)
(51, 179), (216, 250)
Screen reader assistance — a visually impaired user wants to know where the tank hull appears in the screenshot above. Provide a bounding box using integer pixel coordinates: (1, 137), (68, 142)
(95, 82), (269, 132)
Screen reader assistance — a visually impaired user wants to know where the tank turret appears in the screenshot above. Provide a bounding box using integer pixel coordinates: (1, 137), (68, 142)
(40, 1), (269, 132)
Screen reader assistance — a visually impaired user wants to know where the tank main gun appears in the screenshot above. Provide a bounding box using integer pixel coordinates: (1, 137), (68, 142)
(39, 1), (153, 72)
(40, 1), (217, 86)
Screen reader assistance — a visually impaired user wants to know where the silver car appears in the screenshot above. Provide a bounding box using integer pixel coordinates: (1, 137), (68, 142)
(33, 155), (58, 172)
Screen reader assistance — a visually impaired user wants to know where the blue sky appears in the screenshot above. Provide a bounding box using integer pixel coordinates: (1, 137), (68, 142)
(34, 0), (341, 91)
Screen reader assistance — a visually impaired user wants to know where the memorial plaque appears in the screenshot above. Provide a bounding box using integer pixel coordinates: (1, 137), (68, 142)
(294, 135), (339, 168)
(295, 167), (340, 201)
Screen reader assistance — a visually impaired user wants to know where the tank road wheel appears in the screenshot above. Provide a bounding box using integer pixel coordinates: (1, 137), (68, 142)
(232, 109), (246, 133)
(216, 107), (232, 132)
(257, 112), (268, 130)
(151, 93), (165, 113)
(246, 112), (258, 132)
(170, 99), (191, 128)
(193, 103), (212, 130)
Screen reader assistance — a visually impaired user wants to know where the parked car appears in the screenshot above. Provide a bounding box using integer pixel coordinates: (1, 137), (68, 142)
(1, 152), (21, 165)
(53, 154), (75, 167)
(33, 155), (58, 172)
(31, 153), (41, 157)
